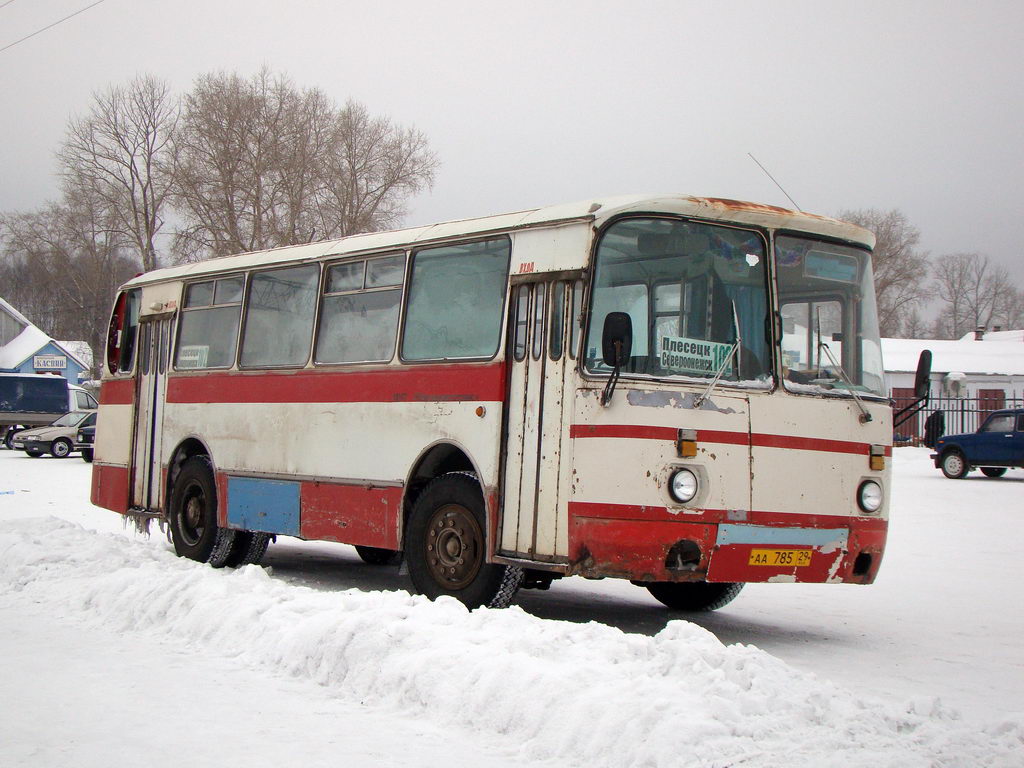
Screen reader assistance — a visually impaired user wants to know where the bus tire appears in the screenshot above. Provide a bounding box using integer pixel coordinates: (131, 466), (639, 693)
(81, 448), (94, 463)
(223, 531), (272, 568)
(355, 545), (402, 566)
(169, 456), (234, 565)
(644, 581), (744, 612)
(940, 449), (969, 479)
(980, 467), (1007, 478)
(406, 473), (523, 609)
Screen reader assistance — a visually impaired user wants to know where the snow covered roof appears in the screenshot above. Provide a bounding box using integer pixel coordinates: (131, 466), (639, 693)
(0, 295), (31, 327)
(882, 336), (1024, 376)
(56, 340), (93, 371)
(0, 324), (51, 369)
(0, 297), (93, 372)
(957, 328), (1024, 343)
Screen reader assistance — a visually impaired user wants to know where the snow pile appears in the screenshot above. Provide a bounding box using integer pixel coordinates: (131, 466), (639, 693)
(1, 517), (1020, 768)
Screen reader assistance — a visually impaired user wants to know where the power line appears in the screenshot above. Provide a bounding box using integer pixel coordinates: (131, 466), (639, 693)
(0, 1), (19, 12)
(0, 0), (106, 55)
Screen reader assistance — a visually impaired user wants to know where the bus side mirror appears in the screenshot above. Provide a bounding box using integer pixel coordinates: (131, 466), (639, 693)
(602, 312), (633, 367)
(914, 349), (932, 399)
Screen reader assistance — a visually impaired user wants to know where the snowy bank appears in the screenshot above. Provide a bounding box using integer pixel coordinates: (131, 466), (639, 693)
(1, 516), (1020, 768)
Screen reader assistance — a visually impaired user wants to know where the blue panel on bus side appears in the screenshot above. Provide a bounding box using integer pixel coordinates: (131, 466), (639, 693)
(716, 524), (848, 549)
(227, 476), (300, 536)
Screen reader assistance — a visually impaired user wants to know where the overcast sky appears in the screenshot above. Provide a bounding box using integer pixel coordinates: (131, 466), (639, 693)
(2, 1), (1022, 276)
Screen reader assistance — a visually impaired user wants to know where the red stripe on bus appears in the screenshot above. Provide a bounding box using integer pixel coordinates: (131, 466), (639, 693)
(570, 424), (890, 456)
(165, 363), (507, 404)
(751, 433), (892, 456)
(99, 378), (135, 406)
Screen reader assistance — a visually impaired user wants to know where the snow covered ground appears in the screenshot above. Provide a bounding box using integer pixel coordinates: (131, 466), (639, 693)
(1, 447), (1021, 767)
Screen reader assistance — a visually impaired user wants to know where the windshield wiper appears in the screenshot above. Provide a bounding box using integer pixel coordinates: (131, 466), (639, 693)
(693, 302), (741, 409)
(815, 309), (872, 424)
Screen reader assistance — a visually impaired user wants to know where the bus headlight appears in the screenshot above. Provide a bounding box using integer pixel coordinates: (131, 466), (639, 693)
(858, 480), (883, 513)
(669, 468), (699, 504)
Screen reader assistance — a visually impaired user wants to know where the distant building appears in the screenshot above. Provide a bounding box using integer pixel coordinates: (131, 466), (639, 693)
(883, 329), (1024, 438)
(0, 297), (93, 385)
(883, 330), (1024, 402)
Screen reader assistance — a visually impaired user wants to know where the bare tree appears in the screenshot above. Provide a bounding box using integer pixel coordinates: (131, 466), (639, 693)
(58, 75), (178, 272)
(932, 253), (1018, 338)
(901, 309), (928, 339)
(171, 69), (437, 262)
(0, 193), (140, 369)
(998, 286), (1024, 330)
(837, 208), (930, 337)
(316, 100), (438, 237)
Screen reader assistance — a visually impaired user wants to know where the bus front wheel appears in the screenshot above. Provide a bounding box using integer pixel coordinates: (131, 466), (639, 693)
(644, 581), (744, 612)
(169, 457), (236, 565)
(406, 473), (523, 609)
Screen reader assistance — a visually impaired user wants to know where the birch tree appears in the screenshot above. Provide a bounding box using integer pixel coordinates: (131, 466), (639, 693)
(837, 208), (930, 337)
(932, 253), (1018, 338)
(58, 75), (178, 272)
(172, 69), (437, 261)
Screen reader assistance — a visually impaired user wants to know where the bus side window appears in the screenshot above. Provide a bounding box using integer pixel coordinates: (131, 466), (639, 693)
(315, 254), (405, 365)
(240, 265), (320, 368)
(570, 279), (583, 359)
(402, 238), (511, 361)
(532, 282), (546, 360)
(513, 285), (529, 362)
(549, 282), (565, 361)
(115, 290), (141, 374)
(176, 276), (244, 369)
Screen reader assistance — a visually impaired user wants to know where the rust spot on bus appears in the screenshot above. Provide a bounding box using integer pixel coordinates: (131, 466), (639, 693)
(699, 197), (832, 221)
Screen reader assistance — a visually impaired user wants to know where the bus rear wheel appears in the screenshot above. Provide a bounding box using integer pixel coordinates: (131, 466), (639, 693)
(644, 581), (744, 612)
(222, 530), (272, 567)
(406, 473), (523, 609)
(980, 467), (1007, 478)
(169, 457), (235, 565)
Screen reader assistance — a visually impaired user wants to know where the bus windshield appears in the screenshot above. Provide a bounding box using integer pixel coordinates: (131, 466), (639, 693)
(585, 217), (771, 386)
(776, 235), (885, 399)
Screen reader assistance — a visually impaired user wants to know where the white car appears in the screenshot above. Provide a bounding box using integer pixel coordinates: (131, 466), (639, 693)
(11, 411), (97, 458)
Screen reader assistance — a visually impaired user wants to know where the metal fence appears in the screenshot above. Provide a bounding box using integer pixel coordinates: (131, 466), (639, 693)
(892, 395), (1024, 444)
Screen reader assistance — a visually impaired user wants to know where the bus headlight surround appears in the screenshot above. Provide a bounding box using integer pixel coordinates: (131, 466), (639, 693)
(858, 480), (883, 513)
(669, 468), (699, 504)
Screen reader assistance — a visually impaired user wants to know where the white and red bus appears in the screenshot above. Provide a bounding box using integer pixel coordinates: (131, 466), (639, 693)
(93, 195), (919, 610)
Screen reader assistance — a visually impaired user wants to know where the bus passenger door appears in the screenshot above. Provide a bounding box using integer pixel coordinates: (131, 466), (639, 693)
(131, 317), (172, 511)
(500, 280), (578, 562)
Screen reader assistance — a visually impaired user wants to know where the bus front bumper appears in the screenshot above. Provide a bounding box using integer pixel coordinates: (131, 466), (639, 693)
(568, 511), (887, 585)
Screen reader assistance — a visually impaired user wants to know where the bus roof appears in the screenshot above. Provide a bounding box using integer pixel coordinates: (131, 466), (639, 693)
(123, 194), (874, 288)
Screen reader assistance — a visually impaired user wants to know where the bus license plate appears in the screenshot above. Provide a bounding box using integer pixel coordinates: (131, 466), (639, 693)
(749, 549), (812, 567)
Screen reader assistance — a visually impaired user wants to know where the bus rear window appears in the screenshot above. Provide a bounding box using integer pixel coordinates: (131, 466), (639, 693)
(106, 289), (141, 374)
(401, 238), (510, 361)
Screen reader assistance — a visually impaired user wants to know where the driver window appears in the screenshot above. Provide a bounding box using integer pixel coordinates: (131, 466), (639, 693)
(781, 300), (842, 381)
(981, 414), (1014, 433)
